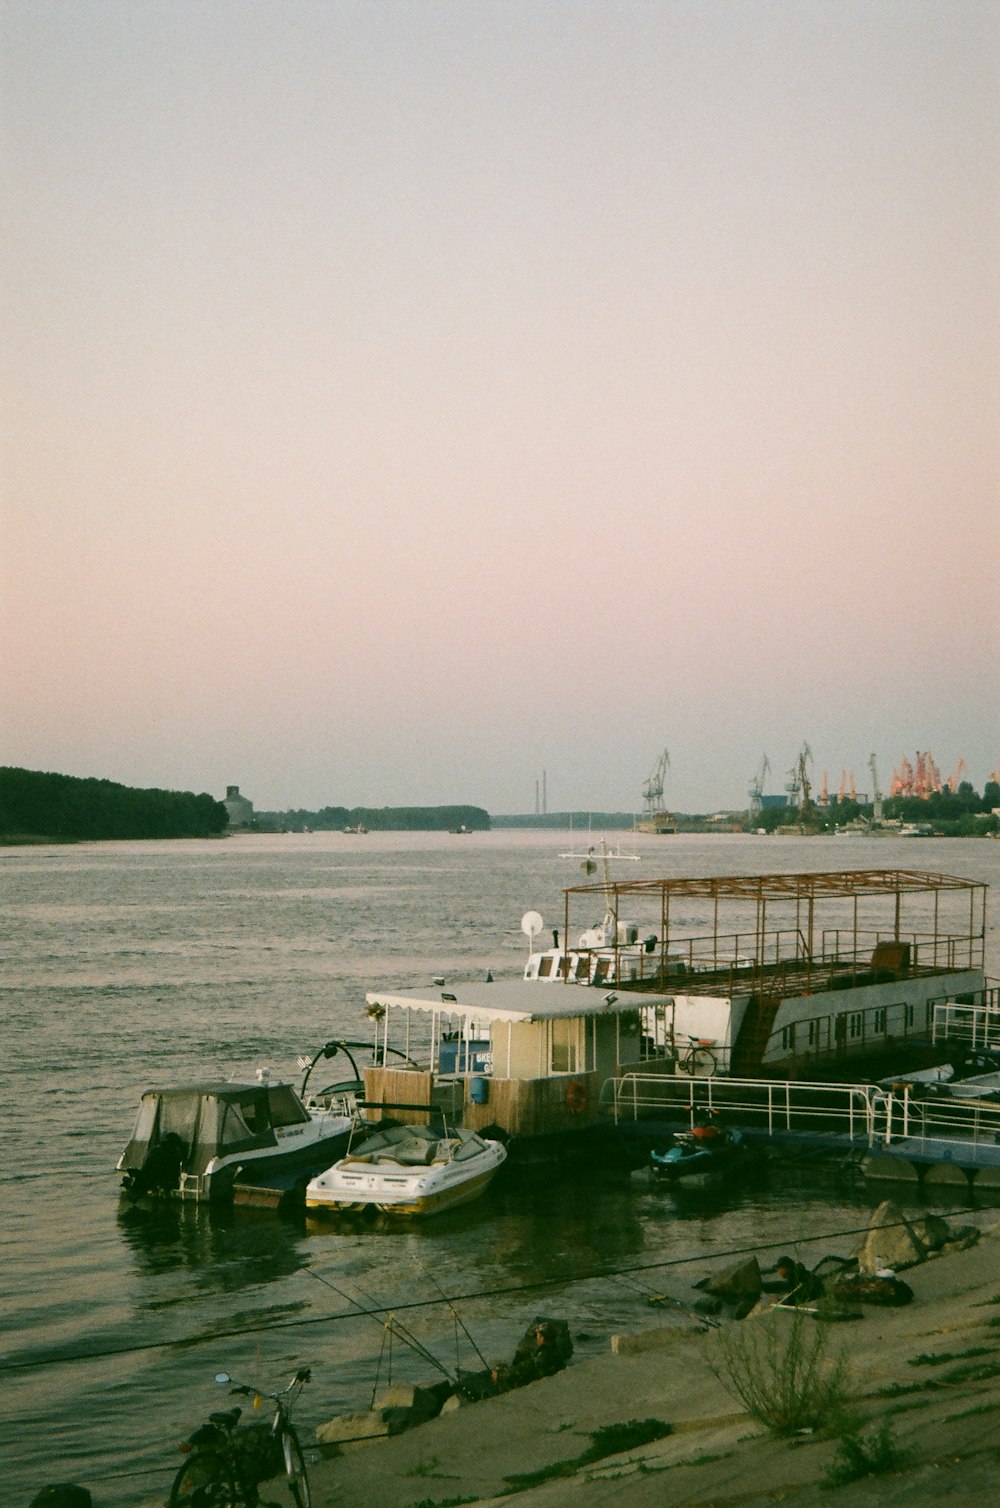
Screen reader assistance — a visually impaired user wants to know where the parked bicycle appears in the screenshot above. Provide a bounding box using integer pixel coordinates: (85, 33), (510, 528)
(169, 1368), (312, 1508)
(677, 1034), (718, 1076)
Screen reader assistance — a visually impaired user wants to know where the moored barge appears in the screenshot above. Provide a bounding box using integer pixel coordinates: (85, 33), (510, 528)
(358, 868), (995, 1164)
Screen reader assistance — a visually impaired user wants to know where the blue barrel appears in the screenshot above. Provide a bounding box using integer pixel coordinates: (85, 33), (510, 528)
(469, 1075), (490, 1105)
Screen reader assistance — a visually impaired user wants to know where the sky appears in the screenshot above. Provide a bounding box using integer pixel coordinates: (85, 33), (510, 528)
(3, 1), (998, 815)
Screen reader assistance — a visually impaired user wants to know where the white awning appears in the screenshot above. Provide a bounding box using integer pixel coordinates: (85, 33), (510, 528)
(365, 978), (681, 1024)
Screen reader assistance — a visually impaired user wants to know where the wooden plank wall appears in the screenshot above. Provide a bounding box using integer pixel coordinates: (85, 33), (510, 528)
(363, 1066), (432, 1124)
(462, 1071), (601, 1134)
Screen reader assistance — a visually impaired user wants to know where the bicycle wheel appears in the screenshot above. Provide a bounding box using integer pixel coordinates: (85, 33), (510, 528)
(686, 1047), (717, 1076)
(281, 1427), (311, 1508)
(170, 1449), (241, 1507)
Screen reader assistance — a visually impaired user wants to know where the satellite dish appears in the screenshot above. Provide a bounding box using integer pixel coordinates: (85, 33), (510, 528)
(521, 910), (544, 939)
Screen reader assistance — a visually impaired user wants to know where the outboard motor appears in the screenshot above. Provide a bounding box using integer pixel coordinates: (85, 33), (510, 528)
(122, 1132), (186, 1200)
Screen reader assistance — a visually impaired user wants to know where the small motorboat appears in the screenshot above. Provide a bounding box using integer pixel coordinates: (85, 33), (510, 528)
(117, 1070), (354, 1205)
(648, 1126), (751, 1189)
(305, 1121), (507, 1218)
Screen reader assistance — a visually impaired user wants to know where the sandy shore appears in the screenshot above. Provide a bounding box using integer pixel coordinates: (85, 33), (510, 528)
(305, 1212), (1000, 1507)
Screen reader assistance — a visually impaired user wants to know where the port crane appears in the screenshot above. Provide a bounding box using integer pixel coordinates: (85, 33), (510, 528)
(642, 749), (670, 816)
(748, 755), (770, 820)
(945, 758), (968, 792)
(869, 753), (883, 824)
(785, 742), (813, 810)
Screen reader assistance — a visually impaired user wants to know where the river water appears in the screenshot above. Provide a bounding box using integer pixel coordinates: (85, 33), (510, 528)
(3, 830), (999, 1504)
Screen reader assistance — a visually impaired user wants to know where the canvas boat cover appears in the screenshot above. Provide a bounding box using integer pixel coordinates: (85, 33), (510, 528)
(119, 1082), (311, 1176)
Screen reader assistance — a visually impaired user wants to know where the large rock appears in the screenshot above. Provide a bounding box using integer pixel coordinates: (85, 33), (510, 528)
(908, 1213), (952, 1252)
(373, 1380), (451, 1427)
(855, 1200), (927, 1273)
(316, 1409), (391, 1452)
(698, 1257), (763, 1301)
(939, 1225), (981, 1256)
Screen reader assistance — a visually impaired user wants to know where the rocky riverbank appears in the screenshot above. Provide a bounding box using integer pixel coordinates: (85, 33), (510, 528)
(304, 1207), (1000, 1507)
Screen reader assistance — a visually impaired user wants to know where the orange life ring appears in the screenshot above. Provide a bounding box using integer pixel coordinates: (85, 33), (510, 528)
(565, 1080), (587, 1114)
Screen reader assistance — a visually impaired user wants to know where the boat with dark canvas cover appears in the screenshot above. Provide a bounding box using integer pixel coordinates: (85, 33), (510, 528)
(117, 1074), (353, 1205)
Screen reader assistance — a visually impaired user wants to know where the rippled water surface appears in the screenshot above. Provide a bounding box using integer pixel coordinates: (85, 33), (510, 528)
(3, 830), (998, 1503)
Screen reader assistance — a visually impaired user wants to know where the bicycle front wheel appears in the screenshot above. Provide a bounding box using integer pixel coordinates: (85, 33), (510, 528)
(169, 1449), (242, 1507)
(281, 1427), (311, 1508)
(687, 1047), (717, 1076)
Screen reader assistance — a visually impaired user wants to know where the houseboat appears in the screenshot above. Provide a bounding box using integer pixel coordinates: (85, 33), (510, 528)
(355, 869), (994, 1163)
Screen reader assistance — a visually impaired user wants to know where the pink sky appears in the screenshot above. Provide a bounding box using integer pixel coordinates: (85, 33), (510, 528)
(3, 2), (998, 813)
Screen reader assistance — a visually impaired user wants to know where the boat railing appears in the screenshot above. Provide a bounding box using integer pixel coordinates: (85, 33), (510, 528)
(587, 923), (980, 1002)
(604, 1072), (879, 1140)
(932, 990), (1000, 1051)
(883, 1088), (1000, 1152)
(605, 1070), (1000, 1154)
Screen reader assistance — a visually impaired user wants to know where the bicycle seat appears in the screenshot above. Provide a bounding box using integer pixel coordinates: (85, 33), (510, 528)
(209, 1407), (242, 1429)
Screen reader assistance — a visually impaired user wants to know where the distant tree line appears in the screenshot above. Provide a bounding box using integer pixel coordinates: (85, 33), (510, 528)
(0, 767), (229, 841)
(257, 804), (491, 832)
(753, 780), (1000, 836)
(491, 812), (636, 830)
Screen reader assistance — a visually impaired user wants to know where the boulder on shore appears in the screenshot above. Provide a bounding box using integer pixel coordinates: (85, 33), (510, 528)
(855, 1200), (929, 1273)
(696, 1257), (762, 1302)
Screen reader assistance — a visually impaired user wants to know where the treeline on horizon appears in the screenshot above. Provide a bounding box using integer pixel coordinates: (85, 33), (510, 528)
(756, 780), (1000, 836)
(257, 804), (491, 832)
(0, 767), (228, 840)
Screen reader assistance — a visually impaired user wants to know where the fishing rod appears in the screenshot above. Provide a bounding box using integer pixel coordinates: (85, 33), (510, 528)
(418, 1261), (492, 1372)
(303, 1266), (452, 1381)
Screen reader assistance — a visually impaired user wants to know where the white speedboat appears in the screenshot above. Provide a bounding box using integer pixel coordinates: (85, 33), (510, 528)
(305, 1122), (507, 1217)
(117, 1070), (354, 1205)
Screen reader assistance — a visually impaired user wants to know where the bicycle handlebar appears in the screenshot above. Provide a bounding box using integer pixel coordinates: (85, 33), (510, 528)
(226, 1368), (311, 1403)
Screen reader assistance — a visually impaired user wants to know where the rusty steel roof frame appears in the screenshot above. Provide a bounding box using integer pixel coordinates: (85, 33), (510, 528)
(560, 867), (988, 989)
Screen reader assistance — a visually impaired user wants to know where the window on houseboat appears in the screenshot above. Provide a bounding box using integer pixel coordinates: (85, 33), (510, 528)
(904, 1001), (914, 1028)
(781, 1024), (795, 1051)
(807, 1020), (817, 1046)
(550, 1016), (577, 1074)
(849, 1012), (863, 1039)
(873, 1008), (886, 1034)
(537, 956), (554, 978)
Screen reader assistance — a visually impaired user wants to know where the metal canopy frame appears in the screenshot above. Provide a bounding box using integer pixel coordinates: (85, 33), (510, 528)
(560, 867), (988, 989)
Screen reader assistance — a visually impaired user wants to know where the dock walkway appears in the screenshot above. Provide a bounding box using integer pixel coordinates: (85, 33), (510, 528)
(608, 1070), (1000, 1186)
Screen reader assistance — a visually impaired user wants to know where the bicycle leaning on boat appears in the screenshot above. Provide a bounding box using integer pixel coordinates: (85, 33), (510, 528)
(169, 1367), (312, 1508)
(676, 1034), (718, 1076)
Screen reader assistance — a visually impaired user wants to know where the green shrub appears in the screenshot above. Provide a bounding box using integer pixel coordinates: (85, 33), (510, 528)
(823, 1422), (903, 1486)
(712, 1309), (849, 1437)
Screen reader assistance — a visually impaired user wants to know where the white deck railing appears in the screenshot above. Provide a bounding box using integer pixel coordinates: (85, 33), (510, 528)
(933, 999), (1000, 1052)
(605, 1070), (1000, 1154)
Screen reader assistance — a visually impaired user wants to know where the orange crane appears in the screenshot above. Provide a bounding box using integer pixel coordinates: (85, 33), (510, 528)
(891, 756), (913, 797)
(945, 758), (967, 791)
